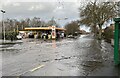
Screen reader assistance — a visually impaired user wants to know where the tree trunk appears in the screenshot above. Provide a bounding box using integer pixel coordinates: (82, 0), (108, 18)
(93, 25), (97, 38)
(98, 25), (102, 40)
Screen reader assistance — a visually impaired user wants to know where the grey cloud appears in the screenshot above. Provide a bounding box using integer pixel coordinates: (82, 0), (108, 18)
(2, 2), (80, 26)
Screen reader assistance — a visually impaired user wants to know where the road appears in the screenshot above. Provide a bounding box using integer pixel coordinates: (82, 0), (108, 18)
(1, 35), (119, 76)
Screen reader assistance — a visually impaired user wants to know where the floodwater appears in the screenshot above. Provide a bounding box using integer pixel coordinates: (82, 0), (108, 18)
(1, 35), (119, 76)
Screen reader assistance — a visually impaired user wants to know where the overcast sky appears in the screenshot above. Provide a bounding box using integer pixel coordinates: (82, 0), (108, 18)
(0, 1), (84, 26)
(0, 0), (119, 31)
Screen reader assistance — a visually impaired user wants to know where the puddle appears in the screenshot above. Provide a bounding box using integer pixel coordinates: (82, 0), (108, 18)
(2, 48), (22, 58)
(0, 45), (13, 48)
(1, 49), (20, 52)
(57, 68), (64, 71)
(42, 60), (50, 62)
(81, 60), (102, 67)
(54, 56), (73, 61)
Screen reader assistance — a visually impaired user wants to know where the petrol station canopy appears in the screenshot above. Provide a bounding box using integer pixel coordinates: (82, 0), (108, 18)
(24, 26), (66, 31)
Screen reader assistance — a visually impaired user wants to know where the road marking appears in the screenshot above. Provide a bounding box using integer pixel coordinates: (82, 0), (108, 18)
(24, 60), (55, 73)
(29, 65), (45, 72)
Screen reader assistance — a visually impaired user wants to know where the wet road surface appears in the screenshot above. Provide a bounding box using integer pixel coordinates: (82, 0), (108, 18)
(1, 35), (119, 76)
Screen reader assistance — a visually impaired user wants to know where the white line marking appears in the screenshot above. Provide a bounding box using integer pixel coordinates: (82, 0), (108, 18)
(29, 65), (45, 72)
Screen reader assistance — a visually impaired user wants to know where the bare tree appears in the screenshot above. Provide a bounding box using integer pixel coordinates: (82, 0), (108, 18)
(79, 1), (117, 39)
(116, 1), (120, 17)
(64, 21), (80, 35)
(47, 17), (60, 27)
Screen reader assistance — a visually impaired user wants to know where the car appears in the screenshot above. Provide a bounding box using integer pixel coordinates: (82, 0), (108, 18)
(16, 35), (22, 40)
(67, 35), (74, 38)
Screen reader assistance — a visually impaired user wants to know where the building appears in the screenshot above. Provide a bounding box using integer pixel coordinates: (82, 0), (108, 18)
(18, 26), (66, 39)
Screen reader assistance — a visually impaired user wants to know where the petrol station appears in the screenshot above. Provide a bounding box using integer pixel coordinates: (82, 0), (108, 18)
(18, 26), (66, 39)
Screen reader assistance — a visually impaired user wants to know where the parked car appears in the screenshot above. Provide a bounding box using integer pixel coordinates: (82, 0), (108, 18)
(16, 35), (22, 40)
(67, 35), (74, 38)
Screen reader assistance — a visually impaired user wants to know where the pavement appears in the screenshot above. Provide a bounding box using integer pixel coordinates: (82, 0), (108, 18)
(0, 35), (120, 77)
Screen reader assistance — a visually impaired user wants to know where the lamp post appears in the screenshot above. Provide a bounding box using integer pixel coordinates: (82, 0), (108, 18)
(1, 10), (6, 42)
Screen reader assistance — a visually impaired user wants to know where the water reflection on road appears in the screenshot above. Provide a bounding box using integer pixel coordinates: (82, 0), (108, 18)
(1, 35), (115, 76)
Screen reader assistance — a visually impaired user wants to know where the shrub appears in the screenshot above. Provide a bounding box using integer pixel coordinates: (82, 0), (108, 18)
(0, 31), (18, 40)
(104, 27), (114, 43)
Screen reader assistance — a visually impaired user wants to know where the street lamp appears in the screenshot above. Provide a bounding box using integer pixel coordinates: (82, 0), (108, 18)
(1, 10), (6, 42)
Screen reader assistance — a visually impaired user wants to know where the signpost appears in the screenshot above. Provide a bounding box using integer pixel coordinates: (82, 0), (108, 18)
(114, 18), (120, 65)
(51, 26), (56, 39)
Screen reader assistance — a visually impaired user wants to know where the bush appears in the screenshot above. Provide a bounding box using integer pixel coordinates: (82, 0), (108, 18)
(0, 31), (18, 40)
(103, 27), (114, 43)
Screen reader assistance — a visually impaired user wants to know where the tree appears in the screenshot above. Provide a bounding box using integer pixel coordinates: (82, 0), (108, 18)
(47, 17), (60, 27)
(4, 19), (15, 31)
(29, 17), (48, 27)
(64, 21), (80, 35)
(79, 1), (117, 39)
(40, 20), (47, 27)
(116, 1), (120, 17)
(25, 18), (31, 27)
(29, 17), (40, 27)
(20, 20), (26, 30)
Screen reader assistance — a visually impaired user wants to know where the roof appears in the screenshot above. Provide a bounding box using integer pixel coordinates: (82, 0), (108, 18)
(24, 27), (51, 30)
(24, 27), (66, 31)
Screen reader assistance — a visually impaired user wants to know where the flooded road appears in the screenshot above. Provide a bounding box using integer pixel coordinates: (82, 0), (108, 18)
(1, 35), (119, 76)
